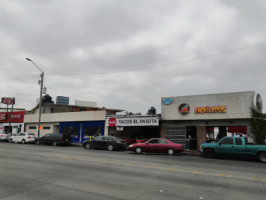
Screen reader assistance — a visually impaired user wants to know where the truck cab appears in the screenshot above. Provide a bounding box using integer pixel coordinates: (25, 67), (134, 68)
(200, 136), (266, 163)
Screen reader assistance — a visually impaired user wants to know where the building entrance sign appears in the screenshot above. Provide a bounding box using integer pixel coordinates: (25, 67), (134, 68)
(106, 117), (159, 127)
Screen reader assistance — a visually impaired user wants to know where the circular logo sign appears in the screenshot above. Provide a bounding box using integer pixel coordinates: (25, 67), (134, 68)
(253, 93), (263, 112)
(108, 118), (117, 127)
(162, 98), (173, 105)
(179, 104), (190, 114)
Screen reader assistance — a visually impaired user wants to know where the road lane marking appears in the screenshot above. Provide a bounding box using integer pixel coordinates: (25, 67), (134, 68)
(1, 148), (266, 183)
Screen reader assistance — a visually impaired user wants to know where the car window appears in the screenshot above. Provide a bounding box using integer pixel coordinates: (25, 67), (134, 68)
(149, 139), (159, 144)
(102, 137), (111, 141)
(159, 139), (169, 144)
(109, 136), (121, 141)
(235, 138), (242, 145)
(28, 133), (35, 136)
(19, 133), (25, 136)
(219, 138), (233, 145)
(94, 136), (102, 141)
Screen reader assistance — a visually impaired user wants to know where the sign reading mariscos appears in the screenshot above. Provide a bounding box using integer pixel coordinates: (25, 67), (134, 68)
(194, 106), (226, 114)
(106, 117), (159, 127)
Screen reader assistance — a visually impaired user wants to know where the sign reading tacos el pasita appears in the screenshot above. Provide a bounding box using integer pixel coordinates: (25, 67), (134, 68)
(194, 106), (226, 114)
(106, 117), (159, 127)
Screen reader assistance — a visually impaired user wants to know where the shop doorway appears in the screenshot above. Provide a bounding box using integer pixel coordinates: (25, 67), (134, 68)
(109, 126), (160, 145)
(186, 126), (197, 150)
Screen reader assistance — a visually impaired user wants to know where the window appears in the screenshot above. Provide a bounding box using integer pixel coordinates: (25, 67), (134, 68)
(235, 138), (242, 145)
(84, 126), (101, 137)
(149, 139), (159, 144)
(43, 126), (50, 130)
(19, 133), (25, 136)
(29, 126), (36, 129)
(220, 138), (233, 145)
(94, 136), (102, 141)
(102, 137), (111, 141)
(62, 126), (78, 137)
(159, 139), (169, 144)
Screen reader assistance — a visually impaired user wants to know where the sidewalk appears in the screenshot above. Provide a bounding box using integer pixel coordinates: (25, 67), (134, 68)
(182, 149), (201, 156)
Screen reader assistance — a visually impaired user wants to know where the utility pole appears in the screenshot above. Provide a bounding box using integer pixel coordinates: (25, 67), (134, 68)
(8, 97), (15, 133)
(26, 58), (44, 138)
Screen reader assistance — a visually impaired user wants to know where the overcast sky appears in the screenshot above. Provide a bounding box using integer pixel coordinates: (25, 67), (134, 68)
(0, 0), (266, 114)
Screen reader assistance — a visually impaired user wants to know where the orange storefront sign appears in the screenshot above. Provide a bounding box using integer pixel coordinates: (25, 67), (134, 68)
(194, 106), (226, 114)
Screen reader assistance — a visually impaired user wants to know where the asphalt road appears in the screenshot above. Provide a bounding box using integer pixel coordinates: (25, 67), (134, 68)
(0, 142), (265, 200)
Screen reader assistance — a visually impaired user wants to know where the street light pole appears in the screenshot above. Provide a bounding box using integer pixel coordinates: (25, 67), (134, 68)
(26, 58), (44, 138)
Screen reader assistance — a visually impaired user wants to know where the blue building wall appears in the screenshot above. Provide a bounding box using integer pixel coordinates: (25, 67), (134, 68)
(59, 121), (105, 143)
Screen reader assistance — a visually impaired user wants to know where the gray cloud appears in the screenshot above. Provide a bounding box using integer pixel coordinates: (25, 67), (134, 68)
(0, 0), (266, 113)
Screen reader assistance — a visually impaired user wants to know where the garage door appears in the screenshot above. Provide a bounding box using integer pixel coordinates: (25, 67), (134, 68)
(165, 126), (186, 147)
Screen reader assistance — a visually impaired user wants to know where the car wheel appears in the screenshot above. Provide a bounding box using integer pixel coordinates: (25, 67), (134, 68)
(135, 147), (142, 154)
(21, 139), (26, 144)
(168, 148), (175, 156)
(107, 144), (114, 151)
(258, 152), (266, 163)
(9, 138), (13, 143)
(85, 143), (90, 149)
(203, 148), (215, 158)
(36, 140), (40, 145)
(53, 141), (57, 146)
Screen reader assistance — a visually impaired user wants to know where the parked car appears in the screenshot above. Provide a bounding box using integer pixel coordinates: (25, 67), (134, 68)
(9, 132), (36, 144)
(128, 138), (183, 155)
(34, 133), (72, 146)
(83, 136), (127, 151)
(0, 133), (11, 141)
(199, 136), (266, 163)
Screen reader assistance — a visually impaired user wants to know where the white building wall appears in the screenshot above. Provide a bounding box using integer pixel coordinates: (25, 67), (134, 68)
(161, 91), (256, 120)
(24, 111), (106, 137)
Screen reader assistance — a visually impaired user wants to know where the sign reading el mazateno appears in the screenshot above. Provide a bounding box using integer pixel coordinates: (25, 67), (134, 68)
(106, 117), (159, 127)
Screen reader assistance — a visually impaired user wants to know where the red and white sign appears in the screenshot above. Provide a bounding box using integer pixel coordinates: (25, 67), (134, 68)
(106, 117), (159, 127)
(0, 111), (25, 123)
(0, 114), (7, 121)
(108, 118), (117, 127)
(1, 97), (15, 105)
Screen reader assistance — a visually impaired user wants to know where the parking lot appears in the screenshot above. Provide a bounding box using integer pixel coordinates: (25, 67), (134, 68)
(0, 142), (265, 200)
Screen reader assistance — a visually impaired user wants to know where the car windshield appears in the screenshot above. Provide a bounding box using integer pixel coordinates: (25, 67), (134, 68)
(28, 133), (35, 136)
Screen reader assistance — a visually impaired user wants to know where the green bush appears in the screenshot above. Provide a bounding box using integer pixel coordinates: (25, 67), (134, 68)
(251, 109), (266, 144)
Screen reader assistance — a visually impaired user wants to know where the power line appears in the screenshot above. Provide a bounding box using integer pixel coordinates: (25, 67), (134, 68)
(46, 40), (266, 76)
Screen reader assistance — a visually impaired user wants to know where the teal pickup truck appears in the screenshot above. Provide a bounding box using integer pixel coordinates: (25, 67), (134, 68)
(200, 137), (266, 163)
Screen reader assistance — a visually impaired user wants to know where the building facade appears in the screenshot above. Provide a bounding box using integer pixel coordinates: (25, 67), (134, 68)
(160, 91), (263, 149)
(0, 111), (26, 134)
(24, 102), (123, 142)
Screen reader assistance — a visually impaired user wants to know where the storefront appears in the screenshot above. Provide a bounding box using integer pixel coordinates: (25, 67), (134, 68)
(160, 91), (263, 150)
(0, 111), (25, 134)
(105, 115), (160, 144)
(24, 111), (106, 143)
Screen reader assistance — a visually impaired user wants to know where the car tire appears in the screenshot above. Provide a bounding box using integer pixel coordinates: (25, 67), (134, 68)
(85, 143), (90, 149)
(203, 148), (215, 158)
(168, 148), (175, 156)
(135, 147), (142, 154)
(36, 140), (40, 145)
(258, 152), (266, 163)
(53, 141), (57, 146)
(9, 138), (13, 143)
(22, 139), (26, 144)
(107, 144), (114, 151)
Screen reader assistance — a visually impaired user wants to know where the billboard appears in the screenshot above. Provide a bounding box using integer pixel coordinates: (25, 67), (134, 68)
(1, 97), (15, 105)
